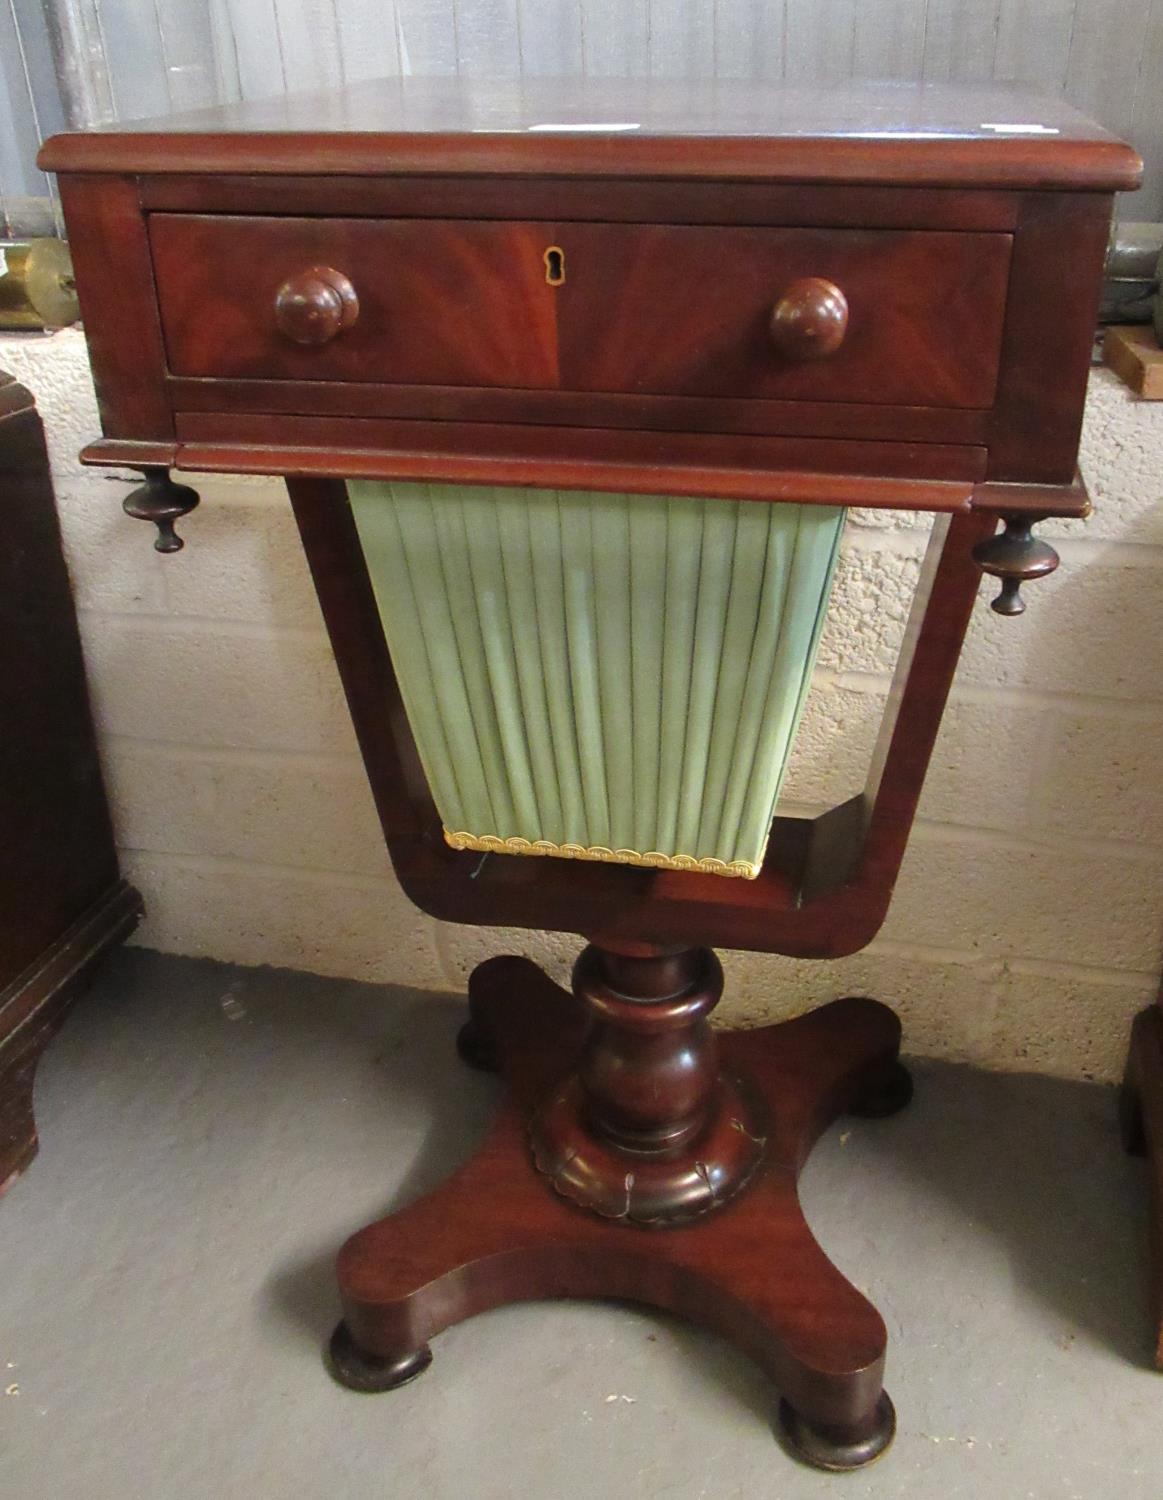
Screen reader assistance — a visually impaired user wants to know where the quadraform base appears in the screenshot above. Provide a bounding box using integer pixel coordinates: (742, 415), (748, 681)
(328, 952), (911, 1472)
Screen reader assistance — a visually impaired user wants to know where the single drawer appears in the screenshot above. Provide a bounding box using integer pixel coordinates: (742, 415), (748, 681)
(150, 214), (1012, 409)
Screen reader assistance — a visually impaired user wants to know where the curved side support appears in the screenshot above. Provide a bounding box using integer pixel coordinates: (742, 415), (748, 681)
(282, 476), (995, 962)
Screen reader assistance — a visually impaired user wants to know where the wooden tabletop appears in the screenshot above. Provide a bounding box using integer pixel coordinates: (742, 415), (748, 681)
(39, 77), (1142, 190)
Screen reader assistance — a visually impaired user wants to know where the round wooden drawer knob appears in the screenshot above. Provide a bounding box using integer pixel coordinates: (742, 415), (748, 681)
(274, 265), (359, 345)
(769, 278), (849, 360)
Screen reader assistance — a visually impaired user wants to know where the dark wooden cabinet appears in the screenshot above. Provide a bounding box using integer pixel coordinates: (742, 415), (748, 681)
(0, 370), (141, 1197)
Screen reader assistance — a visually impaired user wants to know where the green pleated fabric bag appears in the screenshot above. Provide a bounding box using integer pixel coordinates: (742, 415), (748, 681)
(348, 482), (844, 879)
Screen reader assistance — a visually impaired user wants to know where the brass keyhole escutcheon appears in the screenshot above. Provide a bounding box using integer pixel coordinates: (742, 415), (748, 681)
(543, 246), (566, 286)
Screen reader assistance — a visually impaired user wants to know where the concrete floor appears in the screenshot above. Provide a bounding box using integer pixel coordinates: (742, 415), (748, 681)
(0, 949), (1158, 1500)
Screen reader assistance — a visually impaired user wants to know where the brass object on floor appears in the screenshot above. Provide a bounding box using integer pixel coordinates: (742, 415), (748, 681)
(0, 239), (79, 330)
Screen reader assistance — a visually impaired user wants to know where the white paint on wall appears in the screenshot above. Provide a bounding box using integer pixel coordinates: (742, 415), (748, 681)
(4, 326), (1162, 1083)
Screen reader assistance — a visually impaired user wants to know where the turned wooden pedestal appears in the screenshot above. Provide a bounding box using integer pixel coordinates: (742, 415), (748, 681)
(329, 949), (910, 1471)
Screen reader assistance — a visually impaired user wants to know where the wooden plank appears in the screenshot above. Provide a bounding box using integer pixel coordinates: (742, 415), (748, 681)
(1104, 324), (1163, 399)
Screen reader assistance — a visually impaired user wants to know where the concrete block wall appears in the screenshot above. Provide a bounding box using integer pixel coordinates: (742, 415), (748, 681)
(3, 328), (1161, 1082)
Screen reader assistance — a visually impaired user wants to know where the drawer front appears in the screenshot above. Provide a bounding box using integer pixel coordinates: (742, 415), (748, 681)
(150, 214), (1011, 409)
(150, 214), (561, 390)
(559, 223), (1010, 409)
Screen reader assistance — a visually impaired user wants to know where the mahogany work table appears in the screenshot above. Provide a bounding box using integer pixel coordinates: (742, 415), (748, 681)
(40, 79), (1141, 1472)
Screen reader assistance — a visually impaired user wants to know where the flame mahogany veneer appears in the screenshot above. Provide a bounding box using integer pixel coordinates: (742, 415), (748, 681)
(40, 78), (1140, 1470)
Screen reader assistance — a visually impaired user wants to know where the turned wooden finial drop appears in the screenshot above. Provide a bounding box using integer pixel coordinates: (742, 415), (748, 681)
(972, 514), (1060, 616)
(123, 467), (200, 553)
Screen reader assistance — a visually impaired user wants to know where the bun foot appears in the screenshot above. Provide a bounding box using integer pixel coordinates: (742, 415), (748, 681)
(777, 1391), (896, 1472)
(849, 1058), (914, 1120)
(1120, 1035), (1147, 1156)
(1120, 1076), (1146, 1157)
(327, 1322), (432, 1393)
(456, 1018), (499, 1074)
(1122, 1007), (1163, 1367)
(456, 959), (509, 1073)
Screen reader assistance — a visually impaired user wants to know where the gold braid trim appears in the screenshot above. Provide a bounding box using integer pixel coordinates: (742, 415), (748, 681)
(442, 828), (761, 880)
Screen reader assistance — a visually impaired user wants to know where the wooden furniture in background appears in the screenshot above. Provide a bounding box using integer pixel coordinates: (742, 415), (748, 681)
(1122, 998), (1163, 1366)
(40, 78), (1140, 1470)
(0, 370), (141, 1197)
